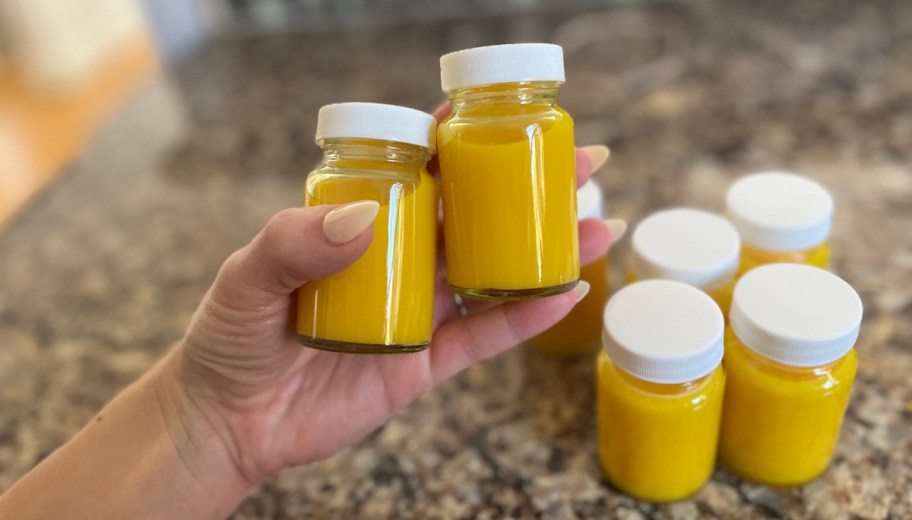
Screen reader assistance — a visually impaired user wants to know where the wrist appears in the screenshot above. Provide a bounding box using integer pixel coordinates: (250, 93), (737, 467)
(0, 345), (258, 520)
(152, 346), (258, 514)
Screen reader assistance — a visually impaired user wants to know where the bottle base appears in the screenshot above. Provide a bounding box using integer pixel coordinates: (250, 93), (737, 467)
(602, 468), (706, 504)
(611, 483), (703, 504)
(450, 280), (578, 301)
(297, 334), (430, 354)
(718, 461), (827, 488)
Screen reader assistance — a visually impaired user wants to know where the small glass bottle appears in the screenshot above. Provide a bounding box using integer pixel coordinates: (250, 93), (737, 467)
(726, 172), (833, 275)
(437, 43), (579, 300)
(719, 263), (862, 486)
(598, 280), (725, 502)
(296, 103), (438, 354)
(530, 180), (608, 357)
(628, 208), (740, 315)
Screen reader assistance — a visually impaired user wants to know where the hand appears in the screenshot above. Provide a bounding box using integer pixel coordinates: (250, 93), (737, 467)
(162, 105), (619, 500)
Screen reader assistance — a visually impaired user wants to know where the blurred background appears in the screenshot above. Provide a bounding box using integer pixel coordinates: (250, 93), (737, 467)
(0, 0), (703, 223)
(2, 0), (910, 225)
(1, 1), (911, 518)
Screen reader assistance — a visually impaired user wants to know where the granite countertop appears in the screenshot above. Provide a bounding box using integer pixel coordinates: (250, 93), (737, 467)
(1, 0), (911, 518)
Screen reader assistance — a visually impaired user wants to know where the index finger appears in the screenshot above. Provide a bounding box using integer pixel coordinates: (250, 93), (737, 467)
(432, 101), (452, 123)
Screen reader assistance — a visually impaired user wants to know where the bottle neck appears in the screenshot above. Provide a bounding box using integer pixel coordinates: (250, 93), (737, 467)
(320, 138), (431, 173)
(446, 81), (561, 113)
(741, 240), (829, 259)
(604, 351), (713, 396)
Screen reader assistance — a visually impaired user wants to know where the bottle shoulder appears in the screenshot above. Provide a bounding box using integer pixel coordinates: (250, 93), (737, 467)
(438, 105), (573, 148)
(597, 350), (725, 405)
(724, 328), (857, 388)
(442, 103), (571, 126)
(308, 163), (427, 183)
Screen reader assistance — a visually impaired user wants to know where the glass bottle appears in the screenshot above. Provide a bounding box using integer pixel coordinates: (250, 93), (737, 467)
(296, 103), (438, 353)
(598, 280), (725, 502)
(628, 208), (740, 315)
(530, 180), (609, 357)
(438, 43), (579, 300)
(719, 263), (862, 486)
(726, 172), (833, 276)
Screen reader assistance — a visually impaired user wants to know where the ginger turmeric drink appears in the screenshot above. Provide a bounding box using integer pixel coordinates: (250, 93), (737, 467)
(296, 103), (438, 354)
(531, 180), (608, 357)
(628, 208), (740, 315)
(726, 172), (833, 276)
(438, 43), (579, 300)
(720, 263), (862, 486)
(598, 280), (725, 502)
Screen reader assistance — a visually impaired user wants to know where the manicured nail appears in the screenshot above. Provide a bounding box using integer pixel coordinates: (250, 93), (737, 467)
(573, 281), (591, 304)
(604, 219), (627, 242)
(581, 145), (610, 173)
(323, 201), (380, 245)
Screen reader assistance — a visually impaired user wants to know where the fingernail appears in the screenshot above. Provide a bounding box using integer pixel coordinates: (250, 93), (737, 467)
(581, 145), (610, 173)
(573, 281), (591, 304)
(323, 201), (380, 245)
(604, 219), (627, 242)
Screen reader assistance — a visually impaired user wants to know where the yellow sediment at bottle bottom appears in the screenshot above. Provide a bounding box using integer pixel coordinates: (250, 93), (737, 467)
(719, 330), (856, 486)
(738, 241), (829, 276)
(530, 256), (608, 357)
(597, 351), (725, 502)
(437, 100), (579, 291)
(296, 169), (437, 347)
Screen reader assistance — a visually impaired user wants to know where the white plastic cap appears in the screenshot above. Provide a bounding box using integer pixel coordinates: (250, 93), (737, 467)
(602, 280), (724, 384)
(730, 263), (863, 367)
(577, 180), (603, 220)
(315, 102), (437, 152)
(630, 208), (740, 292)
(726, 172), (833, 252)
(440, 43), (565, 92)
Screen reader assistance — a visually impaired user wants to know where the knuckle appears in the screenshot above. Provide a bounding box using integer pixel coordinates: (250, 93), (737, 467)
(501, 305), (527, 345)
(453, 320), (484, 367)
(262, 209), (297, 252)
(216, 249), (245, 285)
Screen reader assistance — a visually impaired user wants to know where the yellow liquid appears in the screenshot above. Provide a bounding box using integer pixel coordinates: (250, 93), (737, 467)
(296, 162), (438, 352)
(719, 329), (857, 486)
(530, 256), (608, 357)
(597, 351), (725, 502)
(738, 241), (830, 276)
(438, 85), (579, 299)
(626, 272), (735, 318)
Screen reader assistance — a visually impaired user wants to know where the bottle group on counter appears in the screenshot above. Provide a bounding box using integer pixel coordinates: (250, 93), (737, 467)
(290, 41), (863, 503)
(597, 262), (861, 501)
(591, 172), (858, 501)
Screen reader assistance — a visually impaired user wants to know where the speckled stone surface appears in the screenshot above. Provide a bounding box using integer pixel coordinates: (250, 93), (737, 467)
(1, 1), (911, 518)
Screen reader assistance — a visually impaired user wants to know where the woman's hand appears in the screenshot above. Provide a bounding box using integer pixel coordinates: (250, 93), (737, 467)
(0, 106), (621, 520)
(0, 106), (624, 519)
(168, 105), (619, 498)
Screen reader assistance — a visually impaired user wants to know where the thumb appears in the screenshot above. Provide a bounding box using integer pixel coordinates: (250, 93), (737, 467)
(210, 201), (378, 313)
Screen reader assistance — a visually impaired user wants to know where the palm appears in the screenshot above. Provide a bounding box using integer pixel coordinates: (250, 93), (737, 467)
(179, 127), (611, 483)
(186, 256), (488, 475)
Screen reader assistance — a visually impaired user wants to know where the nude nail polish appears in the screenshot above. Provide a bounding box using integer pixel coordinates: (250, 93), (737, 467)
(323, 201), (380, 245)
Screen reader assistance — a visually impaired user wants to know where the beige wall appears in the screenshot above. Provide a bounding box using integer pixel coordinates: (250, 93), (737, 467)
(0, 0), (146, 89)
